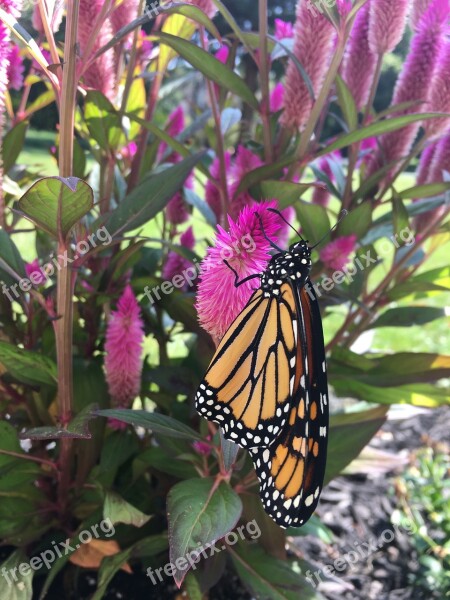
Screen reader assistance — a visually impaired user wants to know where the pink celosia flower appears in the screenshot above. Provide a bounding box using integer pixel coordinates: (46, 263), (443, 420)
(110, 0), (140, 42)
(186, 0), (217, 19)
(280, 0), (336, 130)
(166, 191), (191, 225)
(196, 201), (281, 342)
(312, 151), (342, 206)
(121, 140), (138, 163)
(342, 2), (378, 111)
(6, 45), (24, 90)
(78, 0), (116, 100)
(416, 143), (438, 185)
(368, 0), (449, 175)
(215, 45), (230, 64)
(274, 19), (294, 39)
(158, 106), (185, 163)
(270, 82), (284, 113)
(320, 235), (357, 271)
(163, 228), (196, 288)
(104, 285), (144, 409)
(25, 259), (45, 286)
(336, 0), (352, 17)
(424, 40), (450, 139)
(32, 0), (64, 34)
(428, 133), (450, 183)
(192, 436), (212, 456)
(205, 152), (232, 223)
(410, 0), (433, 30)
(368, 0), (410, 55)
(229, 146), (263, 220)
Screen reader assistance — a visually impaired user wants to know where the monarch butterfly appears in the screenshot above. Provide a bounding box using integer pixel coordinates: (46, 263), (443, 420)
(196, 209), (340, 528)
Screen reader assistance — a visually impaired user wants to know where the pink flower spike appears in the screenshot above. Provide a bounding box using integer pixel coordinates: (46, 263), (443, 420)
(162, 227), (197, 288)
(229, 146), (264, 220)
(416, 143), (438, 185)
(270, 83), (284, 113)
(166, 191), (190, 225)
(320, 235), (357, 271)
(32, 1), (64, 34)
(215, 45), (230, 64)
(196, 201), (281, 342)
(7, 45), (24, 90)
(274, 19), (294, 40)
(104, 285), (144, 409)
(342, 2), (378, 111)
(192, 436), (212, 456)
(25, 259), (45, 286)
(410, 0), (433, 30)
(425, 40), (450, 138)
(368, 0), (410, 55)
(280, 0), (336, 130)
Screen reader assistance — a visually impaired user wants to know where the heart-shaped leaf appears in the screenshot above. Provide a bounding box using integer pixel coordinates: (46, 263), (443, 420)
(18, 176), (93, 240)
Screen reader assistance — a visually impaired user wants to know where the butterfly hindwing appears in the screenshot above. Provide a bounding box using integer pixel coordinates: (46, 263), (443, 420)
(248, 282), (329, 528)
(195, 285), (298, 449)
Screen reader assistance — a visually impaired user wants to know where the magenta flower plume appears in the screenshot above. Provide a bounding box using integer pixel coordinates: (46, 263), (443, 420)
(25, 259), (45, 286)
(320, 235), (357, 271)
(425, 40), (450, 139)
(196, 201), (281, 342)
(6, 45), (23, 90)
(280, 0), (336, 130)
(274, 19), (294, 39)
(270, 83), (284, 113)
(205, 152), (231, 222)
(104, 285), (144, 409)
(215, 46), (229, 64)
(410, 0), (433, 30)
(166, 191), (191, 225)
(368, 0), (410, 55)
(186, 0), (217, 19)
(78, 0), (116, 100)
(229, 146), (263, 220)
(368, 0), (449, 176)
(343, 2), (378, 111)
(158, 107), (185, 162)
(32, 1), (64, 33)
(110, 0), (140, 38)
(416, 143), (437, 185)
(163, 227), (196, 287)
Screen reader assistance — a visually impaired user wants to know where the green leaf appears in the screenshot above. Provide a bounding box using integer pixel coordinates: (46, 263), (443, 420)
(318, 113), (448, 155)
(154, 33), (259, 110)
(105, 153), (204, 237)
(164, 4), (221, 39)
(84, 91), (123, 151)
(20, 403), (98, 440)
(257, 180), (314, 207)
(103, 491), (151, 528)
(398, 182), (450, 200)
(184, 188), (217, 226)
(2, 120), (28, 173)
(0, 421), (42, 491)
(0, 229), (26, 286)
(168, 478), (242, 586)
(392, 194), (410, 240)
(220, 430), (240, 472)
(18, 176), (93, 240)
(338, 202), (372, 238)
(95, 409), (201, 441)
(370, 307), (445, 329)
(229, 544), (321, 600)
(295, 201), (330, 244)
(125, 78), (146, 140)
(0, 549), (33, 600)
(325, 405), (389, 484)
(286, 515), (334, 543)
(234, 154), (296, 198)
(0, 341), (56, 386)
(335, 74), (357, 131)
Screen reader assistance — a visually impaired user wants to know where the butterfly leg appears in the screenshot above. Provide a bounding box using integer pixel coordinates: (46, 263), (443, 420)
(223, 260), (261, 288)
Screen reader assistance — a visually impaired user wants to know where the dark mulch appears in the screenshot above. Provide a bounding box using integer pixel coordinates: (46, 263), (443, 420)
(291, 406), (450, 600)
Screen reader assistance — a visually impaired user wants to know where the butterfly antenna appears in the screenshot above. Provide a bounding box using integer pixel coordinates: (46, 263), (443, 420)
(266, 208), (304, 241)
(254, 212), (283, 252)
(310, 209), (348, 250)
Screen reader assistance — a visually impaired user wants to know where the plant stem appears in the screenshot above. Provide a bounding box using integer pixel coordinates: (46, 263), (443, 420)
(56, 0), (80, 516)
(38, 0), (61, 72)
(0, 449), (58, 471)
(258, 0), (273, 162)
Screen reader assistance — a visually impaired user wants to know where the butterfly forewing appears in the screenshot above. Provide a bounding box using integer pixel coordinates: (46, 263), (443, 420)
(196, 286), (298, 449)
